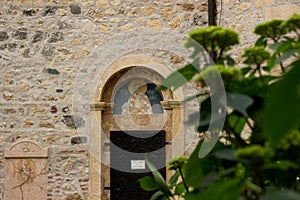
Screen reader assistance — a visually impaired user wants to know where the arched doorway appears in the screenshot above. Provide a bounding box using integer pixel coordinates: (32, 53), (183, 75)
(89, 55), (184, 200)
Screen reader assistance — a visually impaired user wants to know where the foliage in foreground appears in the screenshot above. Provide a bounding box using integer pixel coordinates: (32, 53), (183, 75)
(139, 14), (300, 200)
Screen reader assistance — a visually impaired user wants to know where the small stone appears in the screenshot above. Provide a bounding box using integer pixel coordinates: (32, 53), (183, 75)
(23, 9), (37, 16)
(3, 91), (14, 101)
(41, 45), (55, 57)
(170, 55), (184, 64)
(176, 4), (195, 12)
(62, 115), (85, 129)
(169, 16), (181, 30)
(39, 122), (55, 128)
(23, 119), (34, 128)
(105, 8), (117, 16)
(87, 9), (103, 22)
(22, 48), (30, 57)
(96, 0), (109, 9)
(0, 32), (9, 41)
(141, 6), (156, 16)
(198, 2), (208, 11)
(31, 31), (44, 43)
(62, 107), (70, 113)
(44, 68), (60, 75)
(160, 6), (174, 19)
(70, 4), (81, 15)
(56, 89), (63, 93)
(71, 136), (87, 145)
(128, 7), (138, 17)
(147, 18), (162, 29)
(42, 6), (57, 16)
(48, 32), (64, 43)
(192, 13), (207, 26)
(7, 43), (17, 51)
(50, 106), (58, 114)
(121, 23), (134, 31)
(12, 28), (28, 40)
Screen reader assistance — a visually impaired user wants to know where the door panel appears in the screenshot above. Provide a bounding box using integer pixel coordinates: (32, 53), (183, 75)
(110, 130), (166, 200)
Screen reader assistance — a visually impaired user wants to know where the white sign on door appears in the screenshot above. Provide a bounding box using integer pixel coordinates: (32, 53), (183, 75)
(131, 160), (146, 170)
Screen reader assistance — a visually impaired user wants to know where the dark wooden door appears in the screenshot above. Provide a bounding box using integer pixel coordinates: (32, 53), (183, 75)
(110, 130), (166, 200)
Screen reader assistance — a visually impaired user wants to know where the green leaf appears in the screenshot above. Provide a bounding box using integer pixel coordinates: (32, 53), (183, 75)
(255, 36), (267, 47)
(262, 160), (299, 171)
(167, 156), (188, 171)
(174, 182), (186, 196)
(169, 171), (180, 186)
(185, 141), (205, 187)
(267, 55), (276, 70)
(146, 160), (173, 197)
(139, 176), (158, 191)
(261, 188), (300, 200)
(241, 66), (252, 76)
(159, 64), (198, 91)
(185, 141), (214, 188)
(227, 113), (247, 135)
(150, 191), (164, 200)
(226, 92), (254, 116)
(214, 149), (238, 161)
(242, 46), (270, 66)
(186, 178), (245, 200)
(263, 60), (300, 146)
(275, 48), (298, 65)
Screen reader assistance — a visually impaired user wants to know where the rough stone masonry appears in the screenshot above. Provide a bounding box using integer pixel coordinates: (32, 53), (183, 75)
(0, 0), (299, 200)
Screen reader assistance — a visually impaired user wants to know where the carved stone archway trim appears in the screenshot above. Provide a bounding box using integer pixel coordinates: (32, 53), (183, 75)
(4, 140), (48, 158)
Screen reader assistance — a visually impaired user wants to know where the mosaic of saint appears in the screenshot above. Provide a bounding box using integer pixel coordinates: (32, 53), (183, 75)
(113, 79), (164, 114)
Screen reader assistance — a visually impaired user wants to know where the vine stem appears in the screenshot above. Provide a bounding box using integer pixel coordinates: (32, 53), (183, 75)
(179, 167), (189, 193)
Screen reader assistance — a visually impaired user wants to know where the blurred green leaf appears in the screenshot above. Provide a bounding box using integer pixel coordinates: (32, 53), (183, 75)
(139, 176), (158, 191)
(214, 149), (238, 161)
(263, 60), (300, 146)
(261, 188), (300, 200)
(185, 141), (207, 187)
(226, 92), (254, 116)
(169, 171), (180, 186)
(159, 64), (198, 91)
(186, 178), (245, 200)
(146, 160), (173, 198)
(174, 182), (186, 196)
(150, 191), (165, 200)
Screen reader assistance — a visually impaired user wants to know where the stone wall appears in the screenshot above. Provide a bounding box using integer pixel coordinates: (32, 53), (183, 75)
(0, 0), (299, 199)
(0, 0), (208, 199)
(220, 0), (300, 60)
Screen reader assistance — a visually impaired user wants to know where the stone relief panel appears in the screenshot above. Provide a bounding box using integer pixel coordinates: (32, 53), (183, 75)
(4, 141), (48, 200)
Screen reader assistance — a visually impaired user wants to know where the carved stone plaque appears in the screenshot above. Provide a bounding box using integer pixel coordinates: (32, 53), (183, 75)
(4, 141), (48, 200)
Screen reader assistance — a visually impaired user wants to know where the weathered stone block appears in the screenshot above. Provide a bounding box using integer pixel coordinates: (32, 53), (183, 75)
(31, 31), (44, 43)
(66, 192), (82, 200)
(41, 44), (55, 57)
(41, 6), (57, 16)
(12, 28), (28, 40)
(48, 32), (64, 43)
(23, 9), (37, 16)
(176, 4), (195, 12)
(70, 3), (82, 15)
(0, 31), (9, 41)
(147, 18), (163, 29)
(141, 6), (157, 16)
(71, 136), (87, 145)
